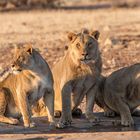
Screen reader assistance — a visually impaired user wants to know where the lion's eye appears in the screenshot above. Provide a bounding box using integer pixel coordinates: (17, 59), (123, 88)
(16, 56), (21, 61)
(20, 56), (23, 60)
(88, 42), (93, 47)
(76, 43), (81, 49)
(18, 56), (25, 62)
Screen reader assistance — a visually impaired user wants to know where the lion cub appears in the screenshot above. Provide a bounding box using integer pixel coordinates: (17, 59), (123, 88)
(0, 44), (55, 127)
(96, 63), (140, 126)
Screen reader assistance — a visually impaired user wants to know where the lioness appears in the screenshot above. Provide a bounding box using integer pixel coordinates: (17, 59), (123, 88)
(54, 29), (101, 128)
(0, 44), (55, 127)
(96, 63), (140, 126)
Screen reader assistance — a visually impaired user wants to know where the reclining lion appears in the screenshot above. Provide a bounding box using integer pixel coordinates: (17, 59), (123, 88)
(0, 44), (55, 127)
(96, 63), (140, 126)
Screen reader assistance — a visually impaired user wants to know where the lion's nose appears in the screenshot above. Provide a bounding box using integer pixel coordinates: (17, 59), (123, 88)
(11, 64), (15, 68)
(82, 52), (88, 56)
(82, 53), (88, 60)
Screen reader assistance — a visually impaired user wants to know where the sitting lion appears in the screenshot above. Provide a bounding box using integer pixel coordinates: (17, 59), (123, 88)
(0, 44), (55, 127)
(33, 29), (102, 128)
(69, 31), (102, 123)
(54, 29), (102, 128)
(95, 63), (140, 126)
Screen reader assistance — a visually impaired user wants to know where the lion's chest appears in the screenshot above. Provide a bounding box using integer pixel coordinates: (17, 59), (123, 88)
(28, 76), (48, 104)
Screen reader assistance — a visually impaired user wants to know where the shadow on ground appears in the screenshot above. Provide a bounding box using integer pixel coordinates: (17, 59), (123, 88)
(0, 113), (140, 134)
(0, 3), (111, 12)
(1, 1), (140, 13)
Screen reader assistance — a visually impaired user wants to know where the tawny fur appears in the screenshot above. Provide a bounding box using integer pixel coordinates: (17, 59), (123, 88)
(0, 67), (12, 82)
(33, 29), (102, 128)
(0, 44), (55, 127)
(96, 63), (140, 126)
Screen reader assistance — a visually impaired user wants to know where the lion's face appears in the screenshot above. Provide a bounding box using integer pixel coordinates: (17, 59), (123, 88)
(67, 29), (100, 66)
(11, 44), (35, 74)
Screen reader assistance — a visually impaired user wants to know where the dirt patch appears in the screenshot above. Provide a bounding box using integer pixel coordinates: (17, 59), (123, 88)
(1, 113), (140, 139)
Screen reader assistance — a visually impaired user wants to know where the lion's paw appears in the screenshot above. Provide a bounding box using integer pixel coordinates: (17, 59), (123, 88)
(121, 117), (134, 126)
(24, 122), (36, 128)
(56, 120), (72, 129)
(9, 118), (19, 125)
(49, 121), (56, 129)
(86, 112), (100, 123)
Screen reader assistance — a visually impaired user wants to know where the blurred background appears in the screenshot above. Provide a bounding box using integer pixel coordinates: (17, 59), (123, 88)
(0, 0), (140, 111)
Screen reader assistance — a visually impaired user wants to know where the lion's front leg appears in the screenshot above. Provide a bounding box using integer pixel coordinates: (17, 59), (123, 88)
(43, 88), (55, 127)
(57, 83), (72, 128)
(18, 92), (35, 128)
(85, 86), (99, 123)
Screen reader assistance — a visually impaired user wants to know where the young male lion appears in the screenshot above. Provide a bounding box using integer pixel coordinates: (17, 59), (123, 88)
(52, 29), (101, 128)
(65, 31), (102, 123)
(0, 44), (55, 127)
(96, 63), (140, 126)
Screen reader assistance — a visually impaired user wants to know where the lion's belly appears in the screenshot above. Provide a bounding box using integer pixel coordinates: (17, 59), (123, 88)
(104, 93), (140, 114)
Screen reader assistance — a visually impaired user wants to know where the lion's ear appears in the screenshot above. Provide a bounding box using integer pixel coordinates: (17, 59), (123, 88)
(91, 30), (100, 40)
(67, 32), (77, 41)
(81, 28), (89, 34)
(13, 44), (20, 53)
(65, 45), (69, 50)
(24, 44), (33, 55)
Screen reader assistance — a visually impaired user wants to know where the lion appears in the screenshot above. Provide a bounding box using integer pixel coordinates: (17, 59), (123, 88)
(0, 44), (55, 127)
(65, 31), (102, 123)
(95, 63), (140, 126)
(33, 29), (101, 128)
(54, 29), (102, 128)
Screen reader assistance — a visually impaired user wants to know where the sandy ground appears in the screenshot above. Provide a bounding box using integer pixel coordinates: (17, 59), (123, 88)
(0, 3), (140, 139)
(1, 113), (140, 140)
